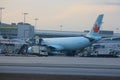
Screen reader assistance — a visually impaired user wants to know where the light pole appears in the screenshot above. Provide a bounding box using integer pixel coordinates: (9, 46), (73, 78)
(34, 18), (39, 27)
(0, 7), (5, 24)
(116, 28), (119, 33)
(60, 25), (63, 31)
(23, 13), (28, 24)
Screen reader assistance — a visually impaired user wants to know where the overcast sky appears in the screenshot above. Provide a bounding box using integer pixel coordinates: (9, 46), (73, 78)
(0, 0), (120, 32)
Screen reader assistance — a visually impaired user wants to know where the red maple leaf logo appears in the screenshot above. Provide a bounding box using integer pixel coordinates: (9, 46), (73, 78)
(93, 24), (99, 33)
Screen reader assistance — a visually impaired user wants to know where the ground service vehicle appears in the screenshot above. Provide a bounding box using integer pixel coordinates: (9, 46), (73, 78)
(28, 45), (48, 56)
(91, 43), (120, 57)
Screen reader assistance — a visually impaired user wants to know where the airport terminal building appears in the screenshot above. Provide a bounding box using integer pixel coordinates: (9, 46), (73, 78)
(0, 23), (34, 39)
(35, 30), (115, 38)
(0, 23), (119, 39)
(0, 23), (17, 38)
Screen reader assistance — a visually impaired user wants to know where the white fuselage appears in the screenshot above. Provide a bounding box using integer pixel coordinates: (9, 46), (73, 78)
(42, 37), (91, 51)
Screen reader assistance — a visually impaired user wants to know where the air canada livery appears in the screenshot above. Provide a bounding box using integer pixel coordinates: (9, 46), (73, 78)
(41, 14), (104, 56)
(0, 36), (26, 45)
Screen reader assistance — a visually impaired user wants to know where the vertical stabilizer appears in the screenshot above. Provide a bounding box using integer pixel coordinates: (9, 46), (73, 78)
(87, 14), (104, 40)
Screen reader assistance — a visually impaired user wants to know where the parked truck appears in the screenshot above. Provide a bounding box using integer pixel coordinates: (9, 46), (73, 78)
(28, 45), (48, 56)
(91, 43), (120, 57)
(79, 42), (120, 57)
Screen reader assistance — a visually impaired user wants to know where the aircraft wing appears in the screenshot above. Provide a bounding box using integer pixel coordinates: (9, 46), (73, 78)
(46, 44), (64, 51)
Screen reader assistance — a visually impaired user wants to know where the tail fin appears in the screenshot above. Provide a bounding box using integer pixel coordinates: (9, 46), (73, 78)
(87, 14), (104, 40)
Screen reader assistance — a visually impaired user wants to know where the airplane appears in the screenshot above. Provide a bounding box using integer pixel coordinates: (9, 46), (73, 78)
(0, 35), (26, 45)
(40, 14), (104, 56)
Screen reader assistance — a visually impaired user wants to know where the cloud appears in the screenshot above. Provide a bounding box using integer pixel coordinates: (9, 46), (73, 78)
(107, 2), (120, 6)
(103, 1), (120, 6)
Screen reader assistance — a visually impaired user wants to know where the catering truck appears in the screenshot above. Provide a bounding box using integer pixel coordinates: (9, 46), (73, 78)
(28, 45), (48, 56)
(90, 43), (120, 57)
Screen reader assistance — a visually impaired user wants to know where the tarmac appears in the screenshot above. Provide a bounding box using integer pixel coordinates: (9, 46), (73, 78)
(0, 56), (120, 80)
